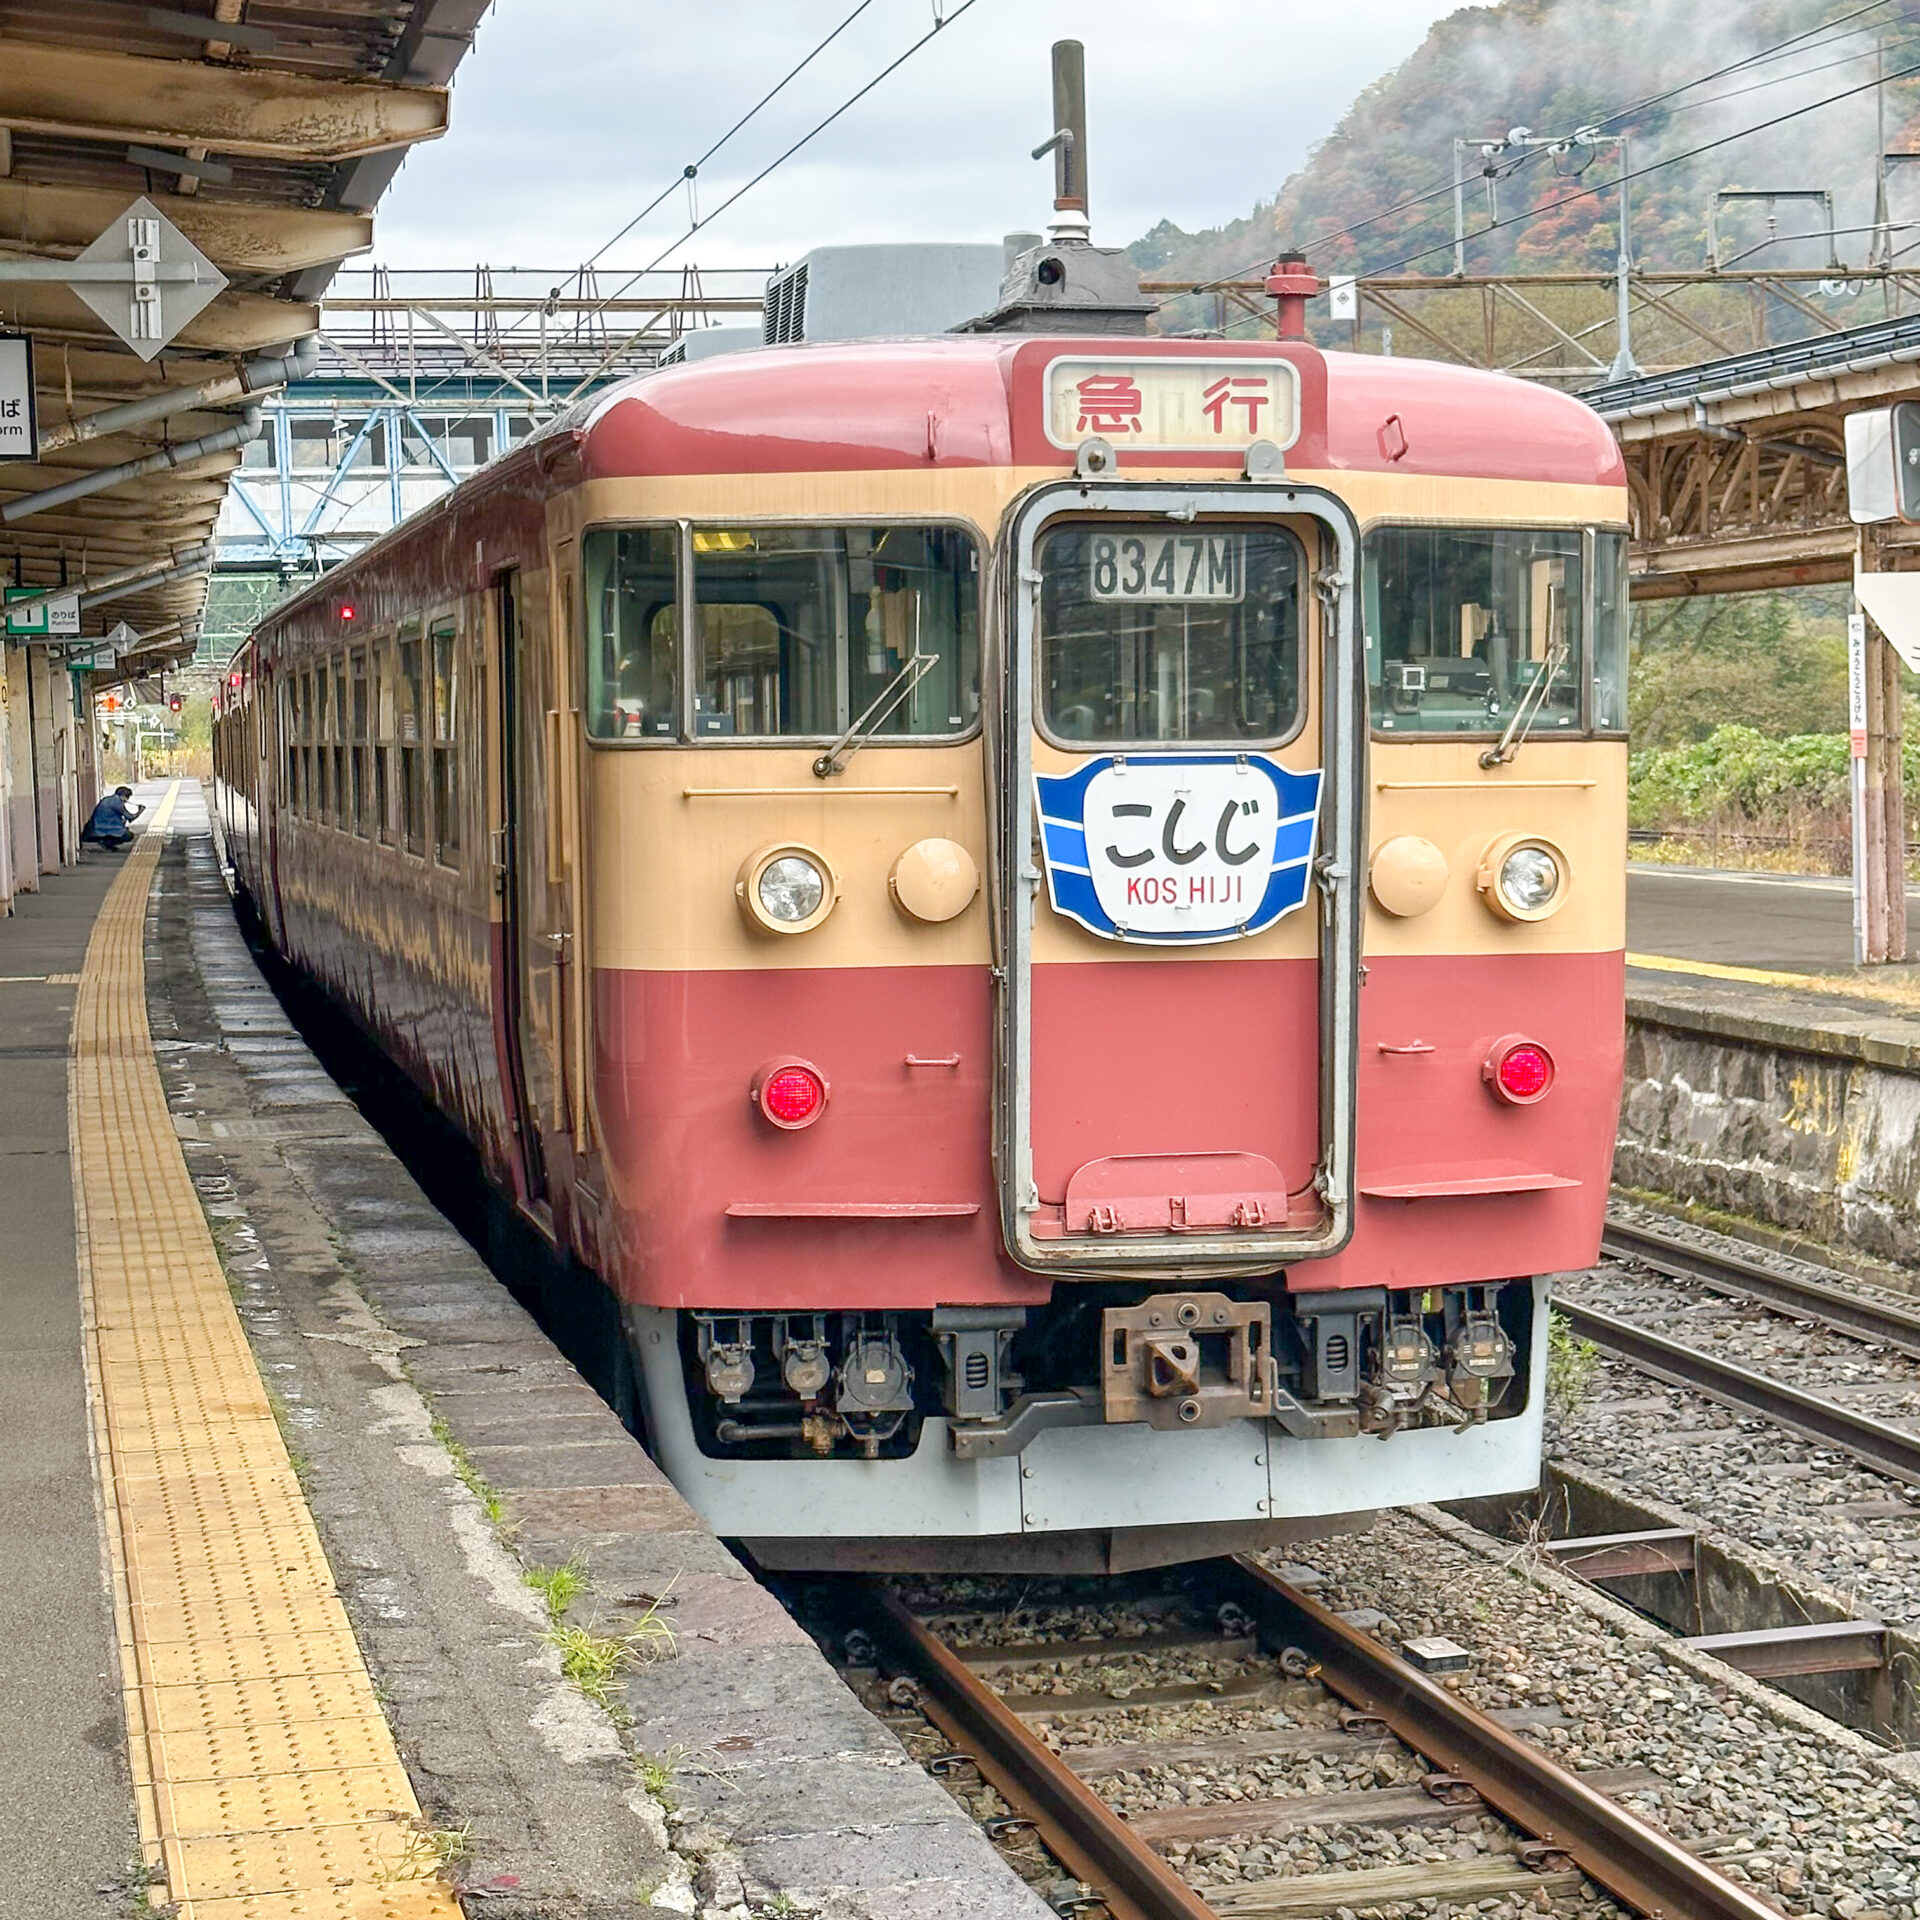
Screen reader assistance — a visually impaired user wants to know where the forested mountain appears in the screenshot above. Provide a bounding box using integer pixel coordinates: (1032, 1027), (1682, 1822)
(1136, 0), (1920, 300)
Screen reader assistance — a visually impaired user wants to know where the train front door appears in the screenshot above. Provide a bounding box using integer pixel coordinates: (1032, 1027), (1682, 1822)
(998, 486), (1364, 1278)
(493, 566), (550, 1208)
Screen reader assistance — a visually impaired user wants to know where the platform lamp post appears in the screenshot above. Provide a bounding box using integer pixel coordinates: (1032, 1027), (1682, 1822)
(1842, 407), (1920, 963)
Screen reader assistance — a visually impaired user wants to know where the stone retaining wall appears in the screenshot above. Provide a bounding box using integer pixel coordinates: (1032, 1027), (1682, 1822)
(1619, 978), (1920, 1272)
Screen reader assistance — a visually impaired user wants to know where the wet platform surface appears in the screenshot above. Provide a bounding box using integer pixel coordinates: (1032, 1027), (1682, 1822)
(0, 781), (1048, 1920)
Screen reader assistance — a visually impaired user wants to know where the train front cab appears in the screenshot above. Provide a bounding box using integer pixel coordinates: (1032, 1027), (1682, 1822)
(560, 344), (1627, 1571)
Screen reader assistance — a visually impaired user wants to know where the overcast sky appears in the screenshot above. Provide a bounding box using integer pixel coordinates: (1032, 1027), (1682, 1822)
(369, 0), (1455, 280)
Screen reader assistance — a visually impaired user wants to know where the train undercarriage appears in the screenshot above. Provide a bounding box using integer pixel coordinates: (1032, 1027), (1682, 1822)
(628, 1279), (1543, 1572)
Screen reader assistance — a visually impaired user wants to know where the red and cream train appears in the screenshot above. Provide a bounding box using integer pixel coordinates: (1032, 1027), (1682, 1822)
(215, 274), (1628, 1571)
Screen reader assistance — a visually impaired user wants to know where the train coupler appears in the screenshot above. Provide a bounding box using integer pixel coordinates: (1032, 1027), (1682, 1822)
(1100, 1291), (1271, 1430)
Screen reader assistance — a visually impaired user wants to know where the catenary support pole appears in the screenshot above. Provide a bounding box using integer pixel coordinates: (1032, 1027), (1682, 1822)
(1880, 613), (1908, 960)
(1852, 604), (1871, 965)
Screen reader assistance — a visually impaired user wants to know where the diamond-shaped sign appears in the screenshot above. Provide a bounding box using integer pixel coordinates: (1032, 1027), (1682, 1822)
(105, 620), (141, 655)
(68, 197), (227, 361)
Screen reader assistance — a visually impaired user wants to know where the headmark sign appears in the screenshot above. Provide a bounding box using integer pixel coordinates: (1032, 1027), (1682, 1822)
(1034, 753), (1323, 944)
(1044, 356), (1301, 453)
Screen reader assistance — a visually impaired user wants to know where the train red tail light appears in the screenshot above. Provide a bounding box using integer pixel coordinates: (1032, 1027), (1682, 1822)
(1484, 1036), (1554, 1105)
(754, 1060), (827, 1129)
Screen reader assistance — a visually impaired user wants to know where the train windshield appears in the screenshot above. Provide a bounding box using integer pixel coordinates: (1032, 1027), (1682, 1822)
(1363, 527), (1589, 737)
(1037, 522), (1303, 744)
(583, 524), (980, 741)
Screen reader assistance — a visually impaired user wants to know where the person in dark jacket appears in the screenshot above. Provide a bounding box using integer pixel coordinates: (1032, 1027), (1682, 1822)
(81, 786), (143, 850)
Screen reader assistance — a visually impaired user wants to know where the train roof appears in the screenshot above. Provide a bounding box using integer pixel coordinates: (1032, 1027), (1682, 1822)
(578, 333), (1626, 490)
(231, 331), (1624, 666)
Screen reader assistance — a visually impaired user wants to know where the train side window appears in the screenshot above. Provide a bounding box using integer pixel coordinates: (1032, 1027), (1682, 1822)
(331, 654), (348, 828)
(397, 623), (426, 855)
(281, 675), (298, 811)
(349, 649), (369, 835)
(1037, 522), (1302, 745)
(313, 664), (331, 821)
(374, 640), (395, 845)
(431, 617), (459, 866)
(691, 524), (979, 740)
(584, 527), (678, 739)
(1591, 532), (1629, 735)
(1362, 526), (1585, 738)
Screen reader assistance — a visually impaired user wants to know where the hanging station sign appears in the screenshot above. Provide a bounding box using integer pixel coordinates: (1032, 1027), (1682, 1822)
(0, 335), (36, 460)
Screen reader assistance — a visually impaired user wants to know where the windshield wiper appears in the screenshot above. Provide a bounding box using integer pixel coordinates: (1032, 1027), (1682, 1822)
(813, 609), (938, 778)
(1479, 635), (1568, 769)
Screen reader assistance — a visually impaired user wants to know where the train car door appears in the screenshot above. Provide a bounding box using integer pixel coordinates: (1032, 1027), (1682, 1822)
(492, 568), (548, 1205)
(997, 484), (1364, 1278)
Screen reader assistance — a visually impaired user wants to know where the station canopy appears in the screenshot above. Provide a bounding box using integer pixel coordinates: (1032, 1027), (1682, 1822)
(0, 0), (484, 677)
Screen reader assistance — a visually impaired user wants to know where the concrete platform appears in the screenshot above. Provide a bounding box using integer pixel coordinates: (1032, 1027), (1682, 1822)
(0, 839), (141, 1917)
(1627, 863), (1920, 970)
(2, 780), (1051, 1920)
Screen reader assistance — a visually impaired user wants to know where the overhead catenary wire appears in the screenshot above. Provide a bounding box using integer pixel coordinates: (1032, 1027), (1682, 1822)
(554, 0), (988, 403)
(1359, 47), (1920, 283)
(1158, 0), (1915, 318)
(551, 0), (886, 304)
(408, 0), (987, 416)
(1199, 42), (1920, 340)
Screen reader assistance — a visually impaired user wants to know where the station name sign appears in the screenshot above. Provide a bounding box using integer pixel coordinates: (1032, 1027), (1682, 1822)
(0, 335), (37, 461)
(1043, 355), (1301, 454)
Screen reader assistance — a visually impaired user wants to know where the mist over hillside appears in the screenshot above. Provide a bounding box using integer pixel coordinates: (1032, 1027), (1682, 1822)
(1135, 0), (1920, 303)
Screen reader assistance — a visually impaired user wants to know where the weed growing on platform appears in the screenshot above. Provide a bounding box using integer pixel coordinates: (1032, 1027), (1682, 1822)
(430, 1413), (505, 1526)
(548, 1588), (677, 1711)
(523, 1556), (588, 1622)
(377, 1814), (474, 1886)
(1547, 1310), (1601, 1419)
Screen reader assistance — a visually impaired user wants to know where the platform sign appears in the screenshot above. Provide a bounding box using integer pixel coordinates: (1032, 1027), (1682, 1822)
(0, 335), (35, 460)
(46, 593), (78, 636)
(1033, 753), (1322, 944)
(4, 587), (46, 635)
(1849, 611), (1869, 758)
(68, 199), (227, 362)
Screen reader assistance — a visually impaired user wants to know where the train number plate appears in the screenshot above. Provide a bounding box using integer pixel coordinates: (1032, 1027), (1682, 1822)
(1088, 532), (1243, 603)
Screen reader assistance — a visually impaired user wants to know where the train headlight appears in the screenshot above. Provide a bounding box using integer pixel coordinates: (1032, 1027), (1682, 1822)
(737, 844), (838, 935)
(761, 856), (825, 922)
(1477, 833), (1568, 923)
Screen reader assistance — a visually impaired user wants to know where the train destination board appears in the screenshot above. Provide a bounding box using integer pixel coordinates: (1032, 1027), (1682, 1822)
(1044, 355), (1301, 451)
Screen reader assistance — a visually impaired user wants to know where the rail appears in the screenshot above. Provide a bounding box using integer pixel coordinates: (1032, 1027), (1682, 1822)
(853, 1560), (1781, 1920)
(1601, 1217), (1920, 1359)
(1554, 1294), (1920, 1488)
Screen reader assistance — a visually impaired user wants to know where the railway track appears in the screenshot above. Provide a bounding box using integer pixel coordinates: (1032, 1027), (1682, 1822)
(1562, 1219), (1920, 1487)
(830, 1559), (1779, 1920)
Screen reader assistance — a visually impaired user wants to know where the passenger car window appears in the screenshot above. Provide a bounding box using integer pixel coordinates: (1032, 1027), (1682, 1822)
(1591, 532), (1629, 734)
(581, 524), (981, 742)
(1037, 522), (1302, 744)
(584, 528), (678, 739)
(1363, 527), (1585, 737)
(692, 525), (979, 739)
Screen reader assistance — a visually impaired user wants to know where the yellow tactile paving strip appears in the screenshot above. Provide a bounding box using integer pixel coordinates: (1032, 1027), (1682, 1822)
(71, 786), (460, 1918)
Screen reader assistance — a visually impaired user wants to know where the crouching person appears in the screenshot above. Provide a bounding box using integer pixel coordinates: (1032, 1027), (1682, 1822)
(81, 786), (144, 851)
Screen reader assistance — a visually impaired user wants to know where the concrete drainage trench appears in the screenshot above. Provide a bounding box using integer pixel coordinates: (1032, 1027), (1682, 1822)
(1451, 1462), (1920, 1750)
